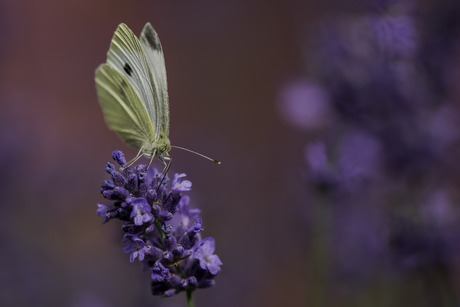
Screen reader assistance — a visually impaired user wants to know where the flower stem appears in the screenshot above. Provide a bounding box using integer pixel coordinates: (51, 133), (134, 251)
(186, 289), (195, 307)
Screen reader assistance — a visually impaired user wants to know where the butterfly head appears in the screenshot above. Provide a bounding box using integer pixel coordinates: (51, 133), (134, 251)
(142, 132), (171, 158)
(157, 138), (171, 156)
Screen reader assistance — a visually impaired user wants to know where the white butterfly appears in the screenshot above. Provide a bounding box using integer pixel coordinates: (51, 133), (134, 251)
(95, 23), (219, 171)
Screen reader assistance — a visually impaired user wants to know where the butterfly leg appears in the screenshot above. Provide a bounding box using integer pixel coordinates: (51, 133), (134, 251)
(146, 150), (157, 170)
(122, 147), (144, 170)
(156, 156), (171, 192)
(159, 156), (171, 175)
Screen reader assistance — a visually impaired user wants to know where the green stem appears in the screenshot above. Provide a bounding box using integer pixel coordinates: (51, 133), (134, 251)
(308, 198), (332, 307)
(154, 220), (166, 240)
(430, 266), (458, 307)
(186, 289), (195, 307)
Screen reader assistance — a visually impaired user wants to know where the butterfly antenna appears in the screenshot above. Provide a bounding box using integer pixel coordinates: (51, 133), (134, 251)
(171, 145), (221, 164)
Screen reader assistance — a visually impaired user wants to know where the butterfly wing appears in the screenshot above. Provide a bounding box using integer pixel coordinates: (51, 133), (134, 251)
(95, 63), (155, 149)
(139, 23), (170, 136)
(105, 23), (163, 141)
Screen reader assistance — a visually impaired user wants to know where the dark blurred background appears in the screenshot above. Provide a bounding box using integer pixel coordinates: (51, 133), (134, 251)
(1, 0), (460, 306)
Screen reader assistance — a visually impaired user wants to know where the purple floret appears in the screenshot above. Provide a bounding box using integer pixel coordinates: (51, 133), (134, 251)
(194, 238), (223, 275)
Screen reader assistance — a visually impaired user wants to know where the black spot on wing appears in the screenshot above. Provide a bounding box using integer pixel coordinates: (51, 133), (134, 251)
(124, 63), (133, 76)
(119, 79), (128, 98)
(143, 26), (162, 51)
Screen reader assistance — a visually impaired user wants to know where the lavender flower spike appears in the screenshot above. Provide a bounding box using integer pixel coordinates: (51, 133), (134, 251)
(97, 150), (222, 300)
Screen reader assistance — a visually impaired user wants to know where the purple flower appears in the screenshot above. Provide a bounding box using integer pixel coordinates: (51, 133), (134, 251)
(96, 203), (112, 218)
(305, 130), (382, 195)
(151, 262), (170, 282)
(123, 234), (150, 262)
(194, 238), (223, 275)
(112, 150), (127, 167)
(97, 151), (222, 297)
(278, 79), (333, 130)
(172, 173), (192, 192)
(129, 198), (153, 226)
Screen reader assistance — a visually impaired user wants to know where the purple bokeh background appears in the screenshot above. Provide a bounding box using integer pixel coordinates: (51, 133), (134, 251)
(1, 0), (460, 306)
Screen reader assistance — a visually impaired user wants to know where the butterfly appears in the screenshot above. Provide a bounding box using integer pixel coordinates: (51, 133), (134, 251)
(95, 23), (219, 172)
